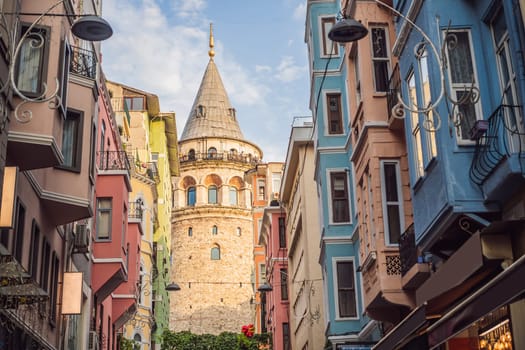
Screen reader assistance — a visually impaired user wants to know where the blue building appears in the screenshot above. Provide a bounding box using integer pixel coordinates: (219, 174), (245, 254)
(305, 1), (379, 348)
(367, 0), (525, 348)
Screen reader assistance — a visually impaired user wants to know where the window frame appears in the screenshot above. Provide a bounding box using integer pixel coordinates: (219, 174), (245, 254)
(443, 29), (483, 144)
(333, 257), (358, 320)
(407, 70), (425, 180)
(58, 109), (84, 172)
(29, 219), (40, 281)
(417, 46), (438, 160)
(15, 23), (50, 97)
(229, 186), (238, 205)
(187, 186), (196, 206)
(370, 25), (391, 93)
(325, 92), (344, 135)
(208, 185), (218, 204)
(57, 37), (71, 118)
(280, 268), (288, 301)
(13, 198), (25, 263)
(124, 96), (145, 111)
(329, 171), (351, 224)
(380, 160), (405, 245)
(320, 16), (338, 57)
(278, 217), (286, 248)
(211, 245), (220, 260)
(96, 197), (112, 241)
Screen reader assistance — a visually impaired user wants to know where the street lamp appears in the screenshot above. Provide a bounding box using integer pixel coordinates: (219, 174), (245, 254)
(257, 283), (273, 293)
(165, 282), (181, 292)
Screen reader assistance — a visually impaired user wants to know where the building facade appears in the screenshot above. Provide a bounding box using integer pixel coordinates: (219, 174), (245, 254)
(280, 117), (326, 350)
(305, 0), (378, 348)
(170, 27), (260, 334)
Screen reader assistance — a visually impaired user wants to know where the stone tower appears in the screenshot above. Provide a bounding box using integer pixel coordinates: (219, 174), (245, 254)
(170, 24), (262, 334)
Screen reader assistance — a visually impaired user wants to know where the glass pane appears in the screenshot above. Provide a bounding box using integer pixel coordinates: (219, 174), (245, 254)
(17, 35), (43, 93)
(229, 187), (237, 205)
(491, 7), (507, 45)
(132, 97), (144, 110)
(387, 205), (401, 244)
(447, 31), (474, 84)
(374, 61), (389, 92)
(333, 200), (349, 222)
(456, 90), (477, 138)
(62, 117), (77, 167)
(338, 290), (356, 317)
(211, 247), (220, 260)
(372, 28), (388, 58)
(187, 187), (196, 206)
(98, 212), (110, 238)
(384, 163), (398, 201)
(337, 261), (354, 288)
(208, 186), (217, 204)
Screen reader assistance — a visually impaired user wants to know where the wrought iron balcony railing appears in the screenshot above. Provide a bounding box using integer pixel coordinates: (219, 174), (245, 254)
(386, 63), (401, 121)
(128, 201), (144, 221)
(469, 104), (524, 185)
(98, 151), (131, 171)
(180, 151), (259, 165)
(399, 223), (416, 277)
(70, 46), (97, 79)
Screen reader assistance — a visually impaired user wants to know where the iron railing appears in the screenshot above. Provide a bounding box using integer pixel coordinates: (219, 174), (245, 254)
(180, 151), (259, 165)
(399, 224), (416, 277)
(386, 63), (401, 121)
(469, 104), (524, 185)
(128, 201), (144, 221)
(70, 46), (97, 79)
(98, 151), (131, 171)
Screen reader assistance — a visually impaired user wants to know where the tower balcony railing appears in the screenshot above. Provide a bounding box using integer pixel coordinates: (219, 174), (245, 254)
(97, 151), (131, 172)
(180, 151), (259, 165)
(70, 46), (97, 79)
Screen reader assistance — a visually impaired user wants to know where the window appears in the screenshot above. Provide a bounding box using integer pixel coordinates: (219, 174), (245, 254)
(188, 227), (193, 237)
(29, 220), (40, 281)
(50, 252), (59, 322)
(257, 179), (265, 201)
(151, 152), (159, 163)
(280, 268), (288, 301)
(13, 199), (25, 263)
(187, 187), (196, 206)
(259, 263), (266, 285)
(370, 26), (390, 92)
(89, 123), (97, 181)
(96, 198), (112, 240)
(330, 172), (350, 223)
(211, 245), (220, 260)
(381, 161), (404, 245)
(124, 96), (145, 111)
(207, 147), (217, 159)
(282, 322), (291, 350)
(366, 171), (375, 252)
(491, 6), (524, 151)
(418, 47), (437, 159)
(272, 172), (281, 193)
(352, 46), (362, 103)
(278, 217), (286, 248)
(236, 227), (241, 236)
(326, 93), (343, 134)
(335, 260), (357, 318)
(321, 17), (338, 56)
(40, 240), (50, 292)
(15, 24), (48, 95)
(208, 185), (218, 204)
(212, 225), (218, 235)
(58, 38), (71, 116)
(196, 104), (206, 117)
(188, 149), (196, 160)
(444, 30), (481, 141)
(229, 187), (238, 205)
(408, 71), (424, 178)
(61, 110), (83, 170)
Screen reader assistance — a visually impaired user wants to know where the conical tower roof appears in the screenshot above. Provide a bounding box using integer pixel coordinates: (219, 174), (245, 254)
(180, 24), (244, 141)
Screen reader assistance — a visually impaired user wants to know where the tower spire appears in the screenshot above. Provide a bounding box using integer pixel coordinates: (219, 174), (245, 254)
(208, 23), (215, 59)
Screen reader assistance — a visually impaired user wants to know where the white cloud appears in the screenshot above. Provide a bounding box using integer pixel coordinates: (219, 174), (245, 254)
(255, 65), (272, 73)
(274, 56), (306, 82)
(293, 3), (307, 21)
(172, 0), (206, 18)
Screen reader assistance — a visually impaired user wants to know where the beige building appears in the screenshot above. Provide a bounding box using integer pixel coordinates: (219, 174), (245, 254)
(170, 27), (261, 334)
(280, 118), (326, 350)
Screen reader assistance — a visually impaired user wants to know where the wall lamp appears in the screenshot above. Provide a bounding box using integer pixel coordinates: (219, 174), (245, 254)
(165, 282), (181, 292)
(257, 283), (273, 293)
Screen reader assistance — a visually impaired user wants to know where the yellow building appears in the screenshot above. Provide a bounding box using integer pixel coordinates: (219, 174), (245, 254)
(107, 81), (179, 349)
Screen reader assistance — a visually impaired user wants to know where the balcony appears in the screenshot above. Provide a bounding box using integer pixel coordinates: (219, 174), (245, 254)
(131, 158), (159, 183)
(386, 63), (403, 130)
(98, 151), (131, 172)
(70, 46), (97, 79)
(469, 104), (525, 202)
(399, 224), (430, 290)
(128, 201), (144, 221)
(180, 151), (259, 166)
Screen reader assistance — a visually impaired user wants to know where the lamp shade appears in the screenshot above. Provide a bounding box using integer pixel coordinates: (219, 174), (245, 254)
(71, 15), (113, 41)
(257, 283), (273, 292)
(165, 282), (181, 292)
(328, 18), (368, 43)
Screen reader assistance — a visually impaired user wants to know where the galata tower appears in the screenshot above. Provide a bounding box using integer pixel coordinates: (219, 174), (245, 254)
(170, 24), (262, 334)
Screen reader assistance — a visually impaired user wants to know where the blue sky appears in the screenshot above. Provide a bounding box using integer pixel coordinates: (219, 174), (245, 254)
(101, 0), (311, 162)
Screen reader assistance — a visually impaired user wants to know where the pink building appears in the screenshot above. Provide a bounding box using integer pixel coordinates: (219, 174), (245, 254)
(259, 206), (290, 350)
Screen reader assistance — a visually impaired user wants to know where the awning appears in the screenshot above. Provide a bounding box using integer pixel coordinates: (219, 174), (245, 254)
(427, 254), (525, 348)
(372, 304), (428, 350)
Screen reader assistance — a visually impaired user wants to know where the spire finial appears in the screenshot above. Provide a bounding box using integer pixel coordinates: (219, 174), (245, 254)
(208, 23), (215, 58)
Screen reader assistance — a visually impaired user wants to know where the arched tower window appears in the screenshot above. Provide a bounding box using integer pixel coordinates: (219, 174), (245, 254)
(188, 227), (193, 237)
(212, 225), (218, 235)
(187, 187), (196, 206)
(211, 245), (220, 260)
(208, 185), (218, 204)
(208, 147), (217, 159)
(229, 187), (238, 205)
(188, 149), (196, 160)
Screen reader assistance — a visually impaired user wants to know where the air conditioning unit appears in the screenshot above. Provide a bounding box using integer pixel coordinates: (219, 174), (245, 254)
(88, 331), (99, 350)
(74, 224), (90, 253)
